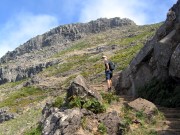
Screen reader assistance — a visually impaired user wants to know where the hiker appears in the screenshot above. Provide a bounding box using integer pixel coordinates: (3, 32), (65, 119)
(102, 55), (114, 91)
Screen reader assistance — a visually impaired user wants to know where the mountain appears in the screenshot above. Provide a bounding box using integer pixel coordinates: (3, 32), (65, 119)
(0, 17), (135, 85)
(0, 16), (160, 134)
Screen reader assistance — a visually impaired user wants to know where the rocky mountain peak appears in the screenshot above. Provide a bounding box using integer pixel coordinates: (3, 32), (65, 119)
(0, 17), (135, 64)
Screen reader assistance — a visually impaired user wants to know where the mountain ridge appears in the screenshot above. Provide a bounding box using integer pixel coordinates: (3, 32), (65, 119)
(0, 17), (135, 64)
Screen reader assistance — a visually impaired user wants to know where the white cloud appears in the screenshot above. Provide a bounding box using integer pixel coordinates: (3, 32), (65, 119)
(0, 12), (58, 58)
(79, 0), (177, 25)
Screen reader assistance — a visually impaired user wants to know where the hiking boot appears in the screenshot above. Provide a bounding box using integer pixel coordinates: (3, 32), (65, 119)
(108, 87), (111, 92)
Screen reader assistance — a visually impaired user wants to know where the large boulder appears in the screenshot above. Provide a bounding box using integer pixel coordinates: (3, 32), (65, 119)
(128, 98), (157, 116)
(169, 43), (180, 79)
(115, 0), (180, 96)
(98, 111), (122, 135)
(67, 75), (102, 102)
(41, 106), (83, 135)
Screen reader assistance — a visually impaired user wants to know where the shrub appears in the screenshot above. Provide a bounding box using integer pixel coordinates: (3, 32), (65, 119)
(83, 98), (106, 114)
(24, 125), (42, 135)
(52, 96), (64, 108)
(68, 96), (106, 114)
(98, 122), (107, 135)
(101, 92), (119, 104)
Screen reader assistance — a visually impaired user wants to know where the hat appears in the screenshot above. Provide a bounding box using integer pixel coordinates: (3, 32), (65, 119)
(102, 55), (107, 58)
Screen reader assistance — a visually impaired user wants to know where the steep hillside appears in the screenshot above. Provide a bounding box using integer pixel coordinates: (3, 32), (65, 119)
(0, 17), (135, 85)
(0, 17), (160, 134)
(115, 0), (180, 108)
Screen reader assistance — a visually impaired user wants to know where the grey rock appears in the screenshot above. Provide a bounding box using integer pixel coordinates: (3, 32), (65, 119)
(128, 98), (157, 116)
(0, 59), (60, 85)
(115, 0), (180, 96)
(133, 64), (153, 95)
(67, 75), (102, 102)
(41, 107), (83, 135)
(0, 107), (15, 123)
(169, 43), (180, 78)
(98, 111), (122, 135)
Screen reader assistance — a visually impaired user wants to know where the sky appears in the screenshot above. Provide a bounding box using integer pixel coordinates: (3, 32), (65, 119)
(0, 0), (177, 58)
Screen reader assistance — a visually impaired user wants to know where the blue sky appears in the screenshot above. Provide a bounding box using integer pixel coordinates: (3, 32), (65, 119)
(0, 0), (177, 58)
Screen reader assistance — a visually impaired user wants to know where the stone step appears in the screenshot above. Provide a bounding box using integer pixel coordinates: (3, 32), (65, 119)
(165, 121), (180, 129)
(159, 108), (180, 113)
(166, 118), (180, 121)
(163, 113), (180, 118)
(158, 129), (180, 135)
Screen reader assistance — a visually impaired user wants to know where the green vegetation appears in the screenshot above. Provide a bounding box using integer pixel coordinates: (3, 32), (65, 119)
(0, 23), (162, 134)
(81, 116), (87, 129)
(24, 125), (42, 135)
(0, 109), (42, 135)
(53, 41), (90, 57)
(0, 86), (46, 112)
(120, 106), (164, 135)
(98, 122), (107, 135)
(0, 79), (26, 89)
(52, 96), (64, 108)
(41, 23), (159, 84)
(68, 96), (106, 114)
(138, 78), (180, 107)
(101, 92), (119, 104)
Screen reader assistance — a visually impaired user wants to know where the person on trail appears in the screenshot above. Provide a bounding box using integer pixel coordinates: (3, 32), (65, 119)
(102, 55), (113, 91)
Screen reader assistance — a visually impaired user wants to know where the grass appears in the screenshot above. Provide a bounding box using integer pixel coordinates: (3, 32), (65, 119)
(101, 92), (119, 104)
(24, 125), (42, 135)
(52, 41), (90, 58)
(120, 105), (164, 135)
(0, 23), (162, 135)
(40, 23), (159, 83)
(98, 122), (107, 135)
(52, 96), (64, 108)
(0, 108), (42, 135)
(111, 43), (143, 70)
(0, 86), (47, 113)
(81, 116), (87, 129)
(0, 79), (26, 89)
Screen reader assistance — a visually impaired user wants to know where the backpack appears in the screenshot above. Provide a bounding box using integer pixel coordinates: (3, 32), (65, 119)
(108, 61), (115, 71)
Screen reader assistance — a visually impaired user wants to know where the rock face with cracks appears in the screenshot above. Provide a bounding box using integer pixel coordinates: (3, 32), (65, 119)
(115, 0), (180, 96)
(67, 75), (102, 102)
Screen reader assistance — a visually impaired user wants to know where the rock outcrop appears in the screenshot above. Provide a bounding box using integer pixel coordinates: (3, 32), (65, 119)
(0, 107), (15, 123)
(128, 98), (157, 116)
(67, 75), (102, 102)
(0, 59), (60, 84)
(115, 0), (180, 96)
(98, 111), (122, 135)
(41, 106), (83, 135)
(40, 75), (122, 135)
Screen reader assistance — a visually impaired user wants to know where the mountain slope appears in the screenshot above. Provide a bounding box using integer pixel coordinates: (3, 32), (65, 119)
(0, 17), (135, 85)
(0, 17), (160, 134)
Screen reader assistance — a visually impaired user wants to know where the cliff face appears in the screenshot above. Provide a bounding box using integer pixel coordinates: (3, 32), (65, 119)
(115, 1), (180, 96)
(0, 17), (135, 85)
